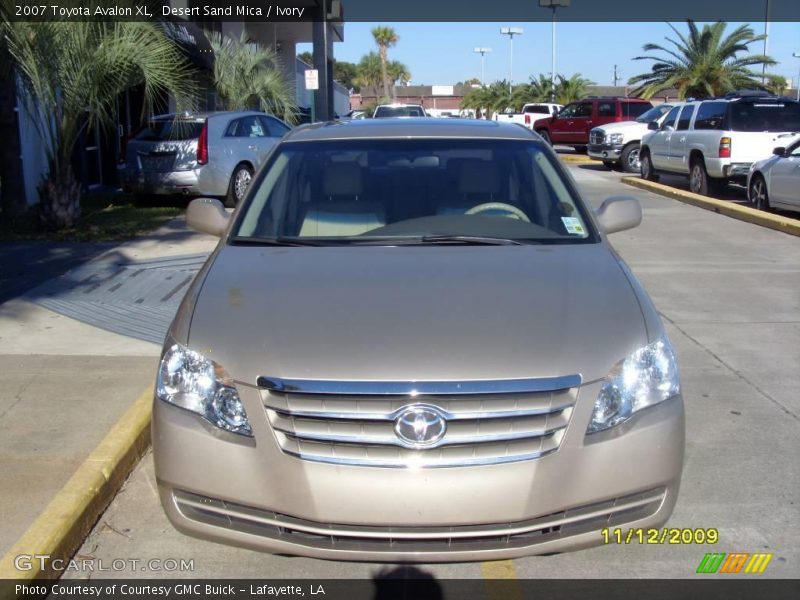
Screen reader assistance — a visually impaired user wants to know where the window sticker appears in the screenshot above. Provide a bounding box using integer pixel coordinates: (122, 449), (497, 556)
(561, 217), (585, 235)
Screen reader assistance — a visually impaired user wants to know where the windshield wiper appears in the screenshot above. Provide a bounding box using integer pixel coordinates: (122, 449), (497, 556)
(229, 236), (328, 247)
(350, 235), (528, 246)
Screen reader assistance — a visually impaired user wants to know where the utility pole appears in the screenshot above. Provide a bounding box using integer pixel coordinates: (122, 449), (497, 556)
(500, 27), (523, 95)
(474, 47), (492, 86)
(762, 0), (771, 85)
(613, 65), (621, 87)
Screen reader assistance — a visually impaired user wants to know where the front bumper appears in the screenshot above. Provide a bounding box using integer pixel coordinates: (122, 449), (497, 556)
(588, 143), (624, 162)
(153, 382), (684, 562)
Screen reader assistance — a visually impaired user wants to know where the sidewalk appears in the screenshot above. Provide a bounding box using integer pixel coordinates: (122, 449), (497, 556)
(0, 216), (218, 557)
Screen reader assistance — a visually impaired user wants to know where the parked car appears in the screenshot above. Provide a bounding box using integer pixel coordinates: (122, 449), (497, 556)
(532, 97), (653, 152)
(747, 135), (800, 212)
(373, 103), (428, 118)
(493, 103), (563, 129)
(640, 91), (800, 195)
(120, 111), (291, 207)
(588, 103), (677, 172)
(338, 110), (366, 121)
(153, 118), (684, 562)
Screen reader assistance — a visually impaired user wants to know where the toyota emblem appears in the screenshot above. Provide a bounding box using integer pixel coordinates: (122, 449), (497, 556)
(394, 405), (447, 448)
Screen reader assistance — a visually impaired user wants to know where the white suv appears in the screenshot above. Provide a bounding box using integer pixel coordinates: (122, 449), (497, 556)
(639, 92), (800, 195)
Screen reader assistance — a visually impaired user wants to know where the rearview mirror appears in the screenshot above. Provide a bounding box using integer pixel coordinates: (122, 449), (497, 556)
(595, 196), (642, 234)
(186, 197), (230, 238)
(773, 146), (786, 156)
(647, 121), (659, 131)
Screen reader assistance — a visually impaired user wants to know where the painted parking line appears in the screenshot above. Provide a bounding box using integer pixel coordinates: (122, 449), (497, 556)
(481, 559), (522, 600)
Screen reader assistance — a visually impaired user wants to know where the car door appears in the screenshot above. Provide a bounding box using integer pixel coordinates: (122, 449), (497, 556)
(594, 100), (617, 129)
(769, 140), (800, 208)
(565, 101), (594, 143)
(648, 105), (681, 170)
(256, 115), (291, 165)
(668, 104), (696, 173)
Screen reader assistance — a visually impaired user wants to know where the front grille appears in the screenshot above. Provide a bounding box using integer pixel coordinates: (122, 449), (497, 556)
(589, 130), (606, 145)
(258, 376), (580, 468)
(174, 487), (666, 553)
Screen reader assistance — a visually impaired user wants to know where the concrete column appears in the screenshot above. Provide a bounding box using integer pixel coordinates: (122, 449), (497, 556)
(312, 1), (332, 121)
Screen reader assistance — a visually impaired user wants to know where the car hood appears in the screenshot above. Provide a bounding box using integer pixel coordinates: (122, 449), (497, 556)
(185, 244), (650, 385)
(593, 120), (648, 135)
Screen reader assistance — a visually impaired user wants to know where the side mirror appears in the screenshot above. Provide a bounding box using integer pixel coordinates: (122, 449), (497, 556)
(186, 197), (230, 238)
(595, 196), (642, 234)
(647, 121), (659, 131)
(773, 147), (786, 156)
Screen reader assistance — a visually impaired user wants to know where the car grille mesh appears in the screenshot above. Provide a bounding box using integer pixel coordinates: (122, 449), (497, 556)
(258, 377), (578, 468)
(173, 487), (666, 553)
(589, 130), (606, 145)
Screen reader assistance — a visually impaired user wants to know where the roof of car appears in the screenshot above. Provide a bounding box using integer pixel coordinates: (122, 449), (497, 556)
(284, 118), (538, 142)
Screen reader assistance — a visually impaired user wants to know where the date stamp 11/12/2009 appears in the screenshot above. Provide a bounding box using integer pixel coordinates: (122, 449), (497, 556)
(601, 527), (720, 545)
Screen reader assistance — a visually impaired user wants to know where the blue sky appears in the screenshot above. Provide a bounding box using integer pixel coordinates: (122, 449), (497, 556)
(300, 22), (800, 89)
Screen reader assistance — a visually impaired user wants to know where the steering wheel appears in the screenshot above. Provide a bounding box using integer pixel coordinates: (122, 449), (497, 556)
(465, 202), (531, 222)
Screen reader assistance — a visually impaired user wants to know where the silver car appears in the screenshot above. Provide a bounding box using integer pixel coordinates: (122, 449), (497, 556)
(748, 135), (800, 213)
(120, 111), (291, 206)
(154, 118), (684, 562)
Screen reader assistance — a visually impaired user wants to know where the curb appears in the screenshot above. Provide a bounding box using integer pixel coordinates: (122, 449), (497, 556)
(0, 387), (153, 583)
(621, 177), (800, 237)
(558, 154), (595, 164)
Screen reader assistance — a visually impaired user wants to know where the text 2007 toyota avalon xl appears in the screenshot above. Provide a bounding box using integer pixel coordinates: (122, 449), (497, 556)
(153, 118), (684, 561)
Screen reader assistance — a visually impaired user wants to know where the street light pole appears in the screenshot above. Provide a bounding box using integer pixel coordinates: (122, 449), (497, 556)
(500, 27), (523, 95)
(540, 1), (571, 102)
(474, 47), (492, 86)
(793, 52), (800, 101)
(762, 0), (771, 85)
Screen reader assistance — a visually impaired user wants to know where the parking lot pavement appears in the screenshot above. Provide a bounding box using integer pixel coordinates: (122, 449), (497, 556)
(68, 167), (799, 579)
(0, 216), (218, 557)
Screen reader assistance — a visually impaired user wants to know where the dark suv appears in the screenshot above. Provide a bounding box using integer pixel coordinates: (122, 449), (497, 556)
(532, 97), (653, 152)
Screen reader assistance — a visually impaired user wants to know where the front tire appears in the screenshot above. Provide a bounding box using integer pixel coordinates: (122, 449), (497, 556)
(620, 143), (642, 174)
(226, 163), (254, 208)
(748, 174), (771, 211)
(537, 130), (551, 145)
(640, 150), (659, 182)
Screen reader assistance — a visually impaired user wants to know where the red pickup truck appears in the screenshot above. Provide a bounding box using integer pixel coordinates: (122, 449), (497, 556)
(532, 97), (653, 152)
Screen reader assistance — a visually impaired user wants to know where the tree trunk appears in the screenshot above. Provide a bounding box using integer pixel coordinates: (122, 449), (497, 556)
(0, 49), (27, 221)
(379, 46), (390, 102)
(38, 164), (81, 230)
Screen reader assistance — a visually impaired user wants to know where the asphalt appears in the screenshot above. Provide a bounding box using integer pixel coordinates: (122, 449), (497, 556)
(0, 219), (219, 558)
(55, 162), (799, 579)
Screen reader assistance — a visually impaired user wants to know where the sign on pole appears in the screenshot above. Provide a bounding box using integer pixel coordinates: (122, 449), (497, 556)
(305, 69), (319, 90)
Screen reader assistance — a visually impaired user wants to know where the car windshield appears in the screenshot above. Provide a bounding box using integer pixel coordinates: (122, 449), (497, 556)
(730, 101), (800, 132)
(134, 118), (205, 141)
(231, 139), (596, 245)
(636, 105), (672, 123)
(375, 106), (425, 117)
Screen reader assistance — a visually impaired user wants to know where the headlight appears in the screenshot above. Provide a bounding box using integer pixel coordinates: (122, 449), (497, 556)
(587, 334), (680, 434)
(157, 344), (252, 436)
(608, 133), (625, 144)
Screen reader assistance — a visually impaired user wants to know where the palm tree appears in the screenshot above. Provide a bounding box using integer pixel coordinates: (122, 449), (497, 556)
(527, 74), (556, 102)
(371, 26), (399, 100)
(554, 74), (594, 104)
(3, 20), (196, 229)
(387, 61), (411, 94)
(355, 52), (383, 99)
(461, 81), (510, 120)
(210, 32), (297, 123)
(628, 21), (777, 99)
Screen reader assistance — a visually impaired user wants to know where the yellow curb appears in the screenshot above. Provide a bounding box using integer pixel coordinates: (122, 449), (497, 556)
(621, 176), (800, 237)
(558, 154), (595, 163)
(0, 387), (153, 583)
(481, 560), (522, 600)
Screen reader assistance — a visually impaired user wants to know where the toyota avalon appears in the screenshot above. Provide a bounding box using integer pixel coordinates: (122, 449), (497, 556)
(153, 118), (684, 561)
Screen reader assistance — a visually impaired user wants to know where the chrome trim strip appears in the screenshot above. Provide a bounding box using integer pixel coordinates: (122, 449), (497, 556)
(276, 426), (564, 449)
(257, 374), (582, 396)
(175, 491), (664, 540)
(265, 403), (573, 422)
(283, 447), (560, 468)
